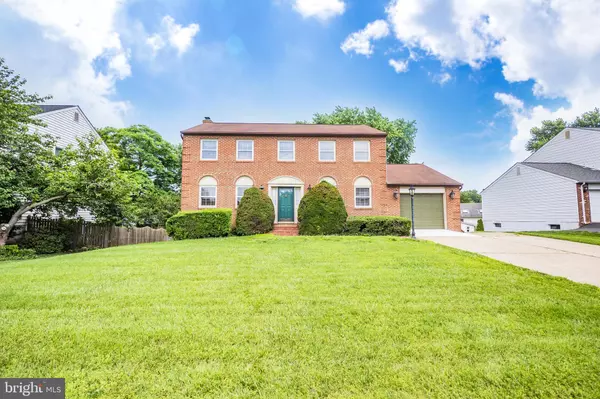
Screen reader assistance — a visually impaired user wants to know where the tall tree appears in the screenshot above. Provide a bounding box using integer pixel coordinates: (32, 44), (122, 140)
(460, 189), (482, 203)
(300, 106), (417, 164)
(97, 125), (182, 227)
(526, 108), (600, 152)
(0, 59), (137, 245)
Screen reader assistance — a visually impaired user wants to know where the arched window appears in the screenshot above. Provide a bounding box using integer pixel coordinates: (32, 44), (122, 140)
(320, 176), (337, 187)
(354, 177), (372, 208)
(235, 176), (254, 206)
(199, 176), (217, 208)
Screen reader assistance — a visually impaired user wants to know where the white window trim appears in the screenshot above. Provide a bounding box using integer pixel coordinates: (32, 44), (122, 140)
(199, 185), (217, 208)
(278, 140), (295, 162)
(236, 140), (254, 161)
(353, 141), (371, 162)
(354, 186), (372, 208)
(200, 139), (218, 160)
(318, 141), (336, 162)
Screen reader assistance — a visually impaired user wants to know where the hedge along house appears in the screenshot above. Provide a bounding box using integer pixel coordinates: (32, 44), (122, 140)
(180, 119), (463, 231)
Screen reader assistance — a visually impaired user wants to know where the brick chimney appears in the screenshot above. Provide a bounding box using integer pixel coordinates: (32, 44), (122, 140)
(203, 117), (213, 124)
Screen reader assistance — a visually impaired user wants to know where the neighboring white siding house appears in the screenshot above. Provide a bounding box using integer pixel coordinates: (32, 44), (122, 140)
(526, 128), (600, 170)
(482, 128), (600, 232)
(25, 105), (106, 222)
(482, 164), (580, 231)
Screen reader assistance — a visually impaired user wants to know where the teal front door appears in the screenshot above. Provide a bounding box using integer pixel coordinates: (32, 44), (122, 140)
(278, 187), (295, 222)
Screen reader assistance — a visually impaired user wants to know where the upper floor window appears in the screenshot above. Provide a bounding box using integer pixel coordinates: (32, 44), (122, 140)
(237, 140), (254, 161)
(74, 112), (79, 122)
(354, 177), (372, 208)
(199, 176), (217, 208)
(278, 140), (295, 161)
(354, 141), (370, 162)
(319, 141), (336, 162)
(201, 139), (218, 160)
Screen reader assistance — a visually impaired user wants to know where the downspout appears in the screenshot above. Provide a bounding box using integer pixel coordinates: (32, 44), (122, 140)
(580, 183), (587, 225)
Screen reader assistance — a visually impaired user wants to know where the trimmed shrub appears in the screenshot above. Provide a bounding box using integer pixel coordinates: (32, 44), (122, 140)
(298, 182), (347, 235)
(166, 209), (232, 240)
(20, 226), (68, 254)
(476, 219), (484, 232)
(344, 216), (411, 236)
(234, 187), (275, 236)
(0, 245), (36, 261)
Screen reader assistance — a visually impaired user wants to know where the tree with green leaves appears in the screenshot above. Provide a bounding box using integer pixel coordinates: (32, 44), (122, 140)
(460, 189), (482, 203)
(0, 58), (137, 245)
(526, 108), (600, 152)
(97, 125), (182, 227)
(300, 106), (417, 164)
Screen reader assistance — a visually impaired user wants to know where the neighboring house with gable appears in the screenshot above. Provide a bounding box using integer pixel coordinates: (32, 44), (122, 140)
(180, 118), (463, 232)
(460, 203), (482, 233)
(482, 128), (600, 231)
(24, 105), (107, 222)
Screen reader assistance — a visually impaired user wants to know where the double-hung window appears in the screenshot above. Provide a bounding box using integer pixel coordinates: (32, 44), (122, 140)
(278, 140), (295, 161)
(237, 140), (254, 161)
(354, 177), (372, 208)
(201, 139), (218, 160)
(354, 141), (370, 162)
(319, 141), (336, 161)
(199, 176), (217, 208)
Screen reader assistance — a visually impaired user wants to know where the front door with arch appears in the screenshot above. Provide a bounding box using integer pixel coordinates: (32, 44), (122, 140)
(278, 187), (294, 222)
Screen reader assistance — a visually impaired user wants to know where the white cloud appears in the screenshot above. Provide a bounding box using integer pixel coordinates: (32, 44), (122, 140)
(385, 0), (600, 161)
(341, 20), (390, 57)
(494, 92), (524, 111)
(293, 0), (346, 20)
(1, 0), (130, 126)
(389, 59), (409, 73)
(146, 15), (200, 56)
(433, 72), (452, 86)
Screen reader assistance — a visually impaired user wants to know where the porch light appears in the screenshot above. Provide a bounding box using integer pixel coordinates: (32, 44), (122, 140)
(259, 185), (264, 190)
(393, 190), (399, 199)
(308, 184), (312, 191)
(449, 190), (456, 199)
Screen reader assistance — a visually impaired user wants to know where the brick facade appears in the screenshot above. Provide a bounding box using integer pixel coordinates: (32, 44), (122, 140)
(576, 183), (592, 226)
(181, 130), (462, 231)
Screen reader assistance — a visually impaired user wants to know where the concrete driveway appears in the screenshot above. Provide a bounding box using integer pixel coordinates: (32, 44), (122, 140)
(426, 233), (600, 287)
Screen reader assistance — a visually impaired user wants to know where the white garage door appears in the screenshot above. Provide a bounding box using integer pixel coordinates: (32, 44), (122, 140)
(591, 190), (600, 223)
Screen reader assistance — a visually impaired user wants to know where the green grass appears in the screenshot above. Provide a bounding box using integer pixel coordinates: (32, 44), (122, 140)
(518, 230), (600, 246)
(1, 236), (600, 398)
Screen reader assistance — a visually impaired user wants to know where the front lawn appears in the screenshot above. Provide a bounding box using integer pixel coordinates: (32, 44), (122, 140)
(1, 236), (600, 398)
(518, 230), (600, 246)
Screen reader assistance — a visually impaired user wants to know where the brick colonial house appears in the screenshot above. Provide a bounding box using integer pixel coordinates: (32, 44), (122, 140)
(181, 119), (462, 231)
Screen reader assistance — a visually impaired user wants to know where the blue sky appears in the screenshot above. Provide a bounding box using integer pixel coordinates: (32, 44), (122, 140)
(1, 0), (598, 190)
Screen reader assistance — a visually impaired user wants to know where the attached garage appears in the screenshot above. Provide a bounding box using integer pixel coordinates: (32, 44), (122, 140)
(590, 187), (600, 223)
(400, 194), (445, 229)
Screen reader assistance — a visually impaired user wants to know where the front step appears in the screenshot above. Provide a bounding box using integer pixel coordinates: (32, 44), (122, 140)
(272, 224), (299, 236)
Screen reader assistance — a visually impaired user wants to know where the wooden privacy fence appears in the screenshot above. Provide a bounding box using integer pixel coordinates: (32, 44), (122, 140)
(26, 217), (169, 249)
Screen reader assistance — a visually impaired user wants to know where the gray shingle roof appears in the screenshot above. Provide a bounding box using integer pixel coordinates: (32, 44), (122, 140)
(460, 203), (482, 218)
(36, 105), (76, 114)
(522, 162), (600, 183)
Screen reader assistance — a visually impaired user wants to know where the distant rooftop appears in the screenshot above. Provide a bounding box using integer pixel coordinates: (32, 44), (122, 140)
(36, 105), (76, 114)
(460, 203), (482, 218)
(181, 121), (387, 137)
(522, 162), (600, 183)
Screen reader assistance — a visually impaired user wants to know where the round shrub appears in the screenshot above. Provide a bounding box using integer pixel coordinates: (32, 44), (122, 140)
(298, 181), (347, 235)
(20, 226), (68, 254)
(234, 187), (275, 236)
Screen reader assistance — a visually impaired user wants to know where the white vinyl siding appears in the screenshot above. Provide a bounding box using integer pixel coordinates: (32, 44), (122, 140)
(201, 140), (218, 160)
(236, 140), (254, 161)
(319, 141), (336, 161)
(526, 129), (600, 170)
(482, 164), (580, 232)
(354, 141), (370, 162)
(278, 141), (295, 161)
